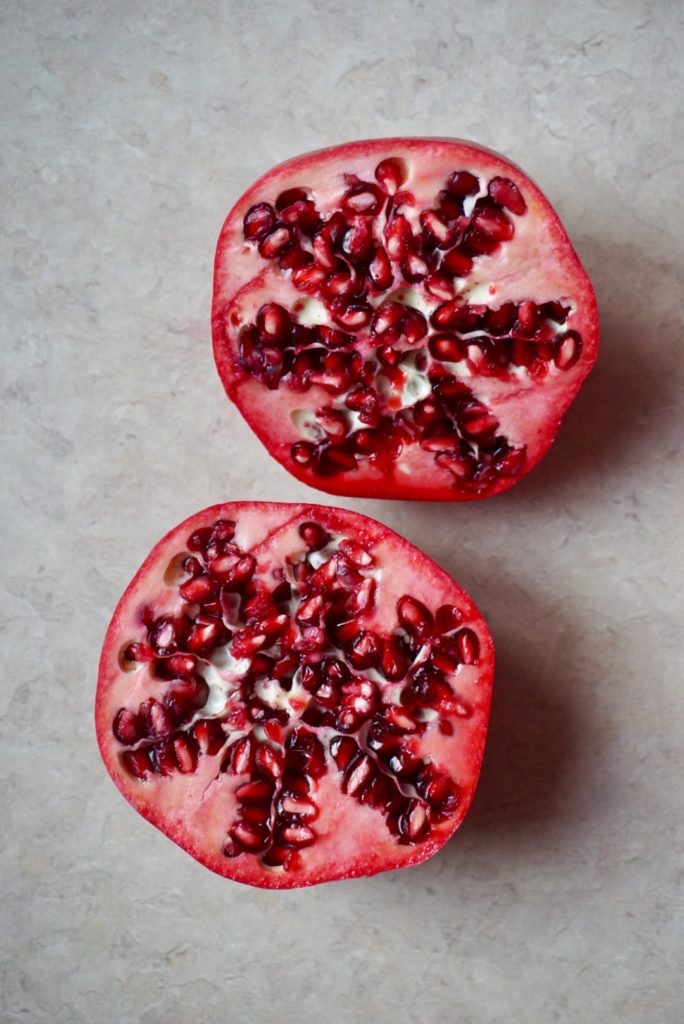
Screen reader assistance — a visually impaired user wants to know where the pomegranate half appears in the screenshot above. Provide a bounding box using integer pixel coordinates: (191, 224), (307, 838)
(213, 138), (598, 500)
(96, 502), (494, 888)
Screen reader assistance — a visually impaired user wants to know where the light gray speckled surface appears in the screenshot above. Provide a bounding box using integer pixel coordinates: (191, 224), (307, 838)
(2, 1), (683, 1021)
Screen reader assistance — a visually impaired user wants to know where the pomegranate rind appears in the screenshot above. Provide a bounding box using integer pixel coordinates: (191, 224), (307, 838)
(96, 501), (494, 888)
(213, 138), (598, 501)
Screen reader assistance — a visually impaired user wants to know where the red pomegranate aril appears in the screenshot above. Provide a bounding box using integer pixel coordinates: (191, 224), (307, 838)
(420, 209), (456, 248)
(113, 708), (144, 745)
(374, 157), (406, 194)
(447, 170), (480, 197)
(291, 441), (315, 465)
(368, 245), (393, 290)
(225, 555), (257, 589)
(397, 595), (434, 638)
(292, 264), (327, 291)
(435, 604), (463, 633)
(471, 201), (514, 241)
(99, 503), (496, 887)
(554, 331), (582, 370)
(487, 302), (516, 335)
(441, 247), (474, 277)
(193, 718), (225, 755)
(256, 303), (292, 344)
(279, 245), (312, 271)
(179, 574), (217, 604)
(121, 748), (152, 779)
(425, 271), (456, 300)
(430, 299), (466, 330)
(342, 220), (374, 264)
(456, 628), (480, 664)
(317, 446), (357, 475)
(488, 175), (527, 215)
(402, 251), (430, 282)
(258, 225), (292, 259)
(397, 798), (430, 841)
(342, 182), (385, 216)
(243, 202), (276, 241)
(384, 213), (413, 258)
(149, 617), (180, 656)
(402, 308), (428, 344)
(230, 821), (270, 852)
(429, 333), (466, 363)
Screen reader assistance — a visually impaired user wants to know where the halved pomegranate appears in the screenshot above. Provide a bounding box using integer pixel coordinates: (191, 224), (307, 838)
(213, 138), (598, 500)
(96, 502), (493, 888)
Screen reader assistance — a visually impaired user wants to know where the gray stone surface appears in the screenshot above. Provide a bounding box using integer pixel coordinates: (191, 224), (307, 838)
(1, 1), (683, 1021)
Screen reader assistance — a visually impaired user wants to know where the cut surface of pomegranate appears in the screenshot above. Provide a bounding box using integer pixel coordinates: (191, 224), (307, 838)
(96, 502), (494, 888)
(212, 138), (598, 500)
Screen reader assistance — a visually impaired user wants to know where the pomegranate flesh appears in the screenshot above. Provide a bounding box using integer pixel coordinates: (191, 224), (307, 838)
(213, 138), (598, 500)
(96, 502), (494, 888)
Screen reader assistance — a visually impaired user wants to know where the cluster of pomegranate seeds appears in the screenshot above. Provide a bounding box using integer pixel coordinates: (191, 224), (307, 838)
(235, 160), (582, 493)
(112, 515), (479, 870)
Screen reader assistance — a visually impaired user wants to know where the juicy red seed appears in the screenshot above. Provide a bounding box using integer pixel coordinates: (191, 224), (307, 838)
(236, 779), (274, 805)
(187, 526), (213, 552)
(381, 634), (410, 681)
(279, 245), (312, 271)
(241, 803), (271, 825)
(330, 298), (372, 329)
(298, 521), (331, 551)
(278, 824), (316, 849)
(228, 735), (254, 774)
(292, 264), (327, 291)
(121, 641), (153, 666)
(384, 214), (413, 258)
(397, 595), (434, 637)
(260, 844), (292, 868)
(281, 769), (312, 796)
(296, 594), (325, 625)
(330, 735), (358, 771)
(291, 441), (315, 465)
(186, 617), (222, 653)
(402, 251), (430, 282)
(441, 247), (474, 277)
(487, 302), (517, 335)
(256, 302), (291, 344)
(182, 556), (203, 577)
(317, 446), (357, 474)
(386, 747), (420, 779)
(429, 333), (466, 362)
(173, 734), (198, 774)
(431, 299), (466, 330)
(425, 271), (456, 300)
(435, 604), (463, 633)
(225, 555), (257, 589)
(488, 176), (527, 215)
(149, 741), (177, 776)
(554, 331), (582, 370)
(402, 308), (428, 344)
(517, 300), (538, 334)
(471, 201), (514, 241)
(456, 627), (480, 664)
(312, 232), (338, 271)
(243, 202), (276, 241)
(368, 245), (393, 289)
(258, 225), (292, 258)
(275, 187), (309, 210)
(194, 718), (225, 755)
(285, 729), (326, 778)
(446, 170), (480, 197)
(511, 340), (535, 367)
(343, 753), (374, 795)
(319, 325), (353, 349)
(316, 406), (349, 439)
(163, 654), (197, 678)
(179, 575), (216, 603)
(148, 617), (180, 656)
(113, 708), (143, 745)
(462, 411), (499, 438)
(375, 157), (406, 194)
(255, 744), (285, 780)
(420, 209), (455, 248)
(278, 794), (318, 819)
(342, 182), (385, 216)
(121, 748), (152, 779)
(349, 577), (376, 613)
(143, 699), (173, 738)
(348, 630), (382, 669)
(397, 798), (430, 841)
(230, 821), (270, 852)
(372, 300), (405, 335)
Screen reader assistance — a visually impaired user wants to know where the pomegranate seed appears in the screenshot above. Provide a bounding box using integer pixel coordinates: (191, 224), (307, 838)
(385, 706), (416, 732)
(349, 577), (376, 613)
(148, 617), (180, 656)
(194, 718), (225, 755)
(256, 303), (291, 345)
(462, 411), (499, 438)
(296, 594), (325, 626)
(279, 245), (312, 270)
(298, 521), (331, 550)
(173, 734), (198, 774)
(517, 300), (538, 335)
(420, 209), (456, 248)
(179, 574), (217, 604)
(230, 821), (270, 852)
(163, 653), (197, 678)
(228, 735), (255, 774)
(243, 202), (276, 241)
(435, 604), (463, 633)
(384, 214), (413, 258)
(343, 753), (373, 795)
(374, 157), (406, 194)
(285, 728), (326, 779)
(149, 740), (176, 775)
(339, 540), (374, 566)
(471, 201), (514, 242)
(386, 747), (420, 779)
(368, 245), (393, 289)
(278, 823), (316, 848)
(291, 441), (315, 465)
(348, 630), (381, 669)
(278, 794), (318, 819)
(554, 331), (582, 370)
(293, 264), (327, 291)
(397, 595), (434, 638)
(186, 616), (223, 654)
(488, 176), (527, 215)
(456, 627), (480, 664)
(121, 748), (152, 779)
(113, 708), (143, 745)
(258, 225), (293, 258)
(236, 779), (274, 804)
(330, 735), (358, 771)
(402, 251), (430, 282)
(372, 300), (405, 335)
(429, 333), (466, 362)
(511, 339), (535, 367)
(342, 182), (385, 216)
(441, 247), (474, 277)
(398, 798), (429, 840)
(312, 232), (338, 271)
(381, 634), (410, 681)
(315, 406), (348, 439)
(316, 445), (357, 474)
(446, 170), (479, 197)
(342, 218), (374, 264)
(319, 326), (353, 349)
(487, 302), (516, 335)
(224, 555), (257, 589)
(330, 298), (371, 330)
(496, 446), (526, 476)
(402, 308), (428, 344)
(425, 271), (456, 300)
(143, 699), (173, 738)
(255, 743), (285, 780)
(430, 299), (466, 330)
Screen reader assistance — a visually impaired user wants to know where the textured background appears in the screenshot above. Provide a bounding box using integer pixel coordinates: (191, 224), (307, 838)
(2, 1), (683, 1021)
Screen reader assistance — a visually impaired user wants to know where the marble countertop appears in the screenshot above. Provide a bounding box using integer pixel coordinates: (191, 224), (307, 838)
(2, 2), (683, 1021)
